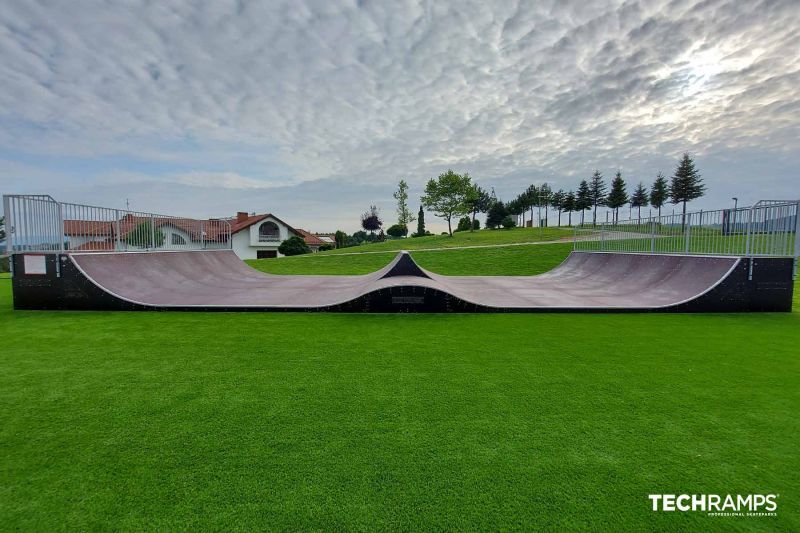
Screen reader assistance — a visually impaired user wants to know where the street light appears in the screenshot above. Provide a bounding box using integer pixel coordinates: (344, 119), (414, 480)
(732, 197), (738, 210)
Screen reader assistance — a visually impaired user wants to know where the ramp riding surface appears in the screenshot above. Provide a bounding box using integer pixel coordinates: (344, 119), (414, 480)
(11, 250), (795, 312)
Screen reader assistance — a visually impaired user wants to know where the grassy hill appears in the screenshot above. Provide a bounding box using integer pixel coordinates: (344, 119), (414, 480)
(247, 242), (575, 276)
(323, 226), (573, 254)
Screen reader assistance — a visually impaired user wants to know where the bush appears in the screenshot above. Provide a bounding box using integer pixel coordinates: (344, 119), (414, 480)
(455, 216), (471, 232)
(486, 201), (508, 229)
(124, 221), (165, 248)
(0, 255), (8, 273)
(472, 218), (480, 230)
(501, 216), (516, 229)
(318, 244), (334, 251)
(386, 224), (408, 238)
(278, 236), (311, 256)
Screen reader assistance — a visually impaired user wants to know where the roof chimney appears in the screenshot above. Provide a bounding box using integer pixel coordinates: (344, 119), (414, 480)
(236, 211), (249, 222)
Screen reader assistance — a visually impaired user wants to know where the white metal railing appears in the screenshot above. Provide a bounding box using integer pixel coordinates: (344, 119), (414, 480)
(573, 199), (800, 276)
(3, 194), (232, 254)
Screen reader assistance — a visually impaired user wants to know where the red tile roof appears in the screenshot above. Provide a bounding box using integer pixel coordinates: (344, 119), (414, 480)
(294, 228), (326, 246)
(63, 214), (230, 243)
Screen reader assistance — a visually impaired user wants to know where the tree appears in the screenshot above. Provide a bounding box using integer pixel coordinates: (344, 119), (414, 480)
(124, 221), (165, 248)
(550, 189), (566, 227)
(524, 185), (539, 225)
(465, 184), (491, 232)
(352, 230), (368, 243)
(563, 190), (576, 226)
(334, 230), (348, 248)
(393, 179), (415, 228)
(588, 171), (607, 226)
(278, 236), (310, 256)
(576, 180), (591, 225)
(0, 215), (5, 242)
(415, 205), (426, 237)
(506, 198), (523, 227)
(501, 216), (516, 229)
(386, 224), (408, 238)
(630, 182), (649, 221)
(486, 201), (508, 229)
(539, 183), (552, 226)
(670, 153), (706, 228)
(360, 205), (383, 234)
(455, 216), (472, 232)
(606, 171), (628, 223)
(650, 171), (669, 218)
(421, 169), (473, 236)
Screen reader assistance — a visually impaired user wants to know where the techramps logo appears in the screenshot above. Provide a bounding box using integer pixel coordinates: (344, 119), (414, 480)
(648, 494), (778, 518)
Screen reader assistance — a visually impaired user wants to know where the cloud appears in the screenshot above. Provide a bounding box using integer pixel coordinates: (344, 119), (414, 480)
(0, 0), (798, 231)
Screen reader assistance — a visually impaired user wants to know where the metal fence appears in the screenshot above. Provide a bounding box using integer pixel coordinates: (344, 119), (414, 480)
(574, 199), (800, 275)
(3, 194), (232, 254)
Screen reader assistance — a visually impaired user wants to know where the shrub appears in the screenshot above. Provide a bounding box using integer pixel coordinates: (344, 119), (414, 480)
(124, 221), (165, 248)
(318, 244), (334, 251)
(455, 216), (471, 232)
(501, 216), (516, 229)
(472, 218), (480, 230)
(386, 224), (408, 238)
(278, 236), (311, 256)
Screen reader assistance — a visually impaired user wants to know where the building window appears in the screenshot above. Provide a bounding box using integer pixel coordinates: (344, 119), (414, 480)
(171, 233), (187, 245)
(258, 221), (280, 241)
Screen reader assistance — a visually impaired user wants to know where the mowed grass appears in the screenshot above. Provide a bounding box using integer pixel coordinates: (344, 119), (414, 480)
(248, 242), (576, 276)
(322, 225), (572, 254)
(1, 247), (799, 531)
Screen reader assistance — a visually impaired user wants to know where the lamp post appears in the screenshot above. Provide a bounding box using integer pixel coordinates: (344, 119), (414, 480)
(732, 197), (738, 210)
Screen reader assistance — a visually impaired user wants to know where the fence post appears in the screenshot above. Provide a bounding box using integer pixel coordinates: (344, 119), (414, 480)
(150, 214), (156, 250)
(2, 195), (10, 255)
(684, 212), (692, 254)
(650, 217), (656, 253)
(57, 201), (64, 252)
(793, 200), (800, 280)
(600, 223), (605, 251)
(201, 221), (205, 249)
(115, 210), (121, 251)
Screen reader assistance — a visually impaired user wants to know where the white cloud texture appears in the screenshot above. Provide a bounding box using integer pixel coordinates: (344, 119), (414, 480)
(0, 0), (798, 230)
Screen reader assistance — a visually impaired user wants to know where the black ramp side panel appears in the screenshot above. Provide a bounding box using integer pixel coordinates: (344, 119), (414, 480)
(10, 250), (795, 312)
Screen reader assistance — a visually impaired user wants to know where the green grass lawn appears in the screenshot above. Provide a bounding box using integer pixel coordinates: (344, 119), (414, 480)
(1, 247), (799, 531)
(247, 242), (576, 276)
(323, 225), (572, 254)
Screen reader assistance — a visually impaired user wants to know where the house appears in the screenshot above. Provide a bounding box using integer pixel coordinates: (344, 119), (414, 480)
(229, 211), (327, 259)
(60, 211), (326, 260)
(63, 214), (230, 252)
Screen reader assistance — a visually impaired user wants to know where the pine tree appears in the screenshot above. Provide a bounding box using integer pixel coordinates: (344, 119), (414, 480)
(486, 201), (508, 229)
(588, 171), (607, 226)
(650, 171), (669, 218)
(630, 182), (648, 222)
(550, 189), (566, 227)
(670, 153), (706, 228)
(563, 190), (576, 226)
(415, 205), (426, 237)
(576, 180), (591, 225)
(606, 171), (628, 223)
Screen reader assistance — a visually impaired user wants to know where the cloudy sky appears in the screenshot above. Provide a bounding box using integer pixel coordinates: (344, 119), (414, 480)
(1, 0), (798, 232)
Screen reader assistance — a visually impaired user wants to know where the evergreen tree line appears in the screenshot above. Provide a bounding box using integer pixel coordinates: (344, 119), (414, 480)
(495, 152), (705, 228)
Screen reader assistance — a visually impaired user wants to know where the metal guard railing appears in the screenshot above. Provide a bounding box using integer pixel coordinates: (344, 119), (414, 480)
(3, 194), (232, 254)
(573, 199), (800, 277)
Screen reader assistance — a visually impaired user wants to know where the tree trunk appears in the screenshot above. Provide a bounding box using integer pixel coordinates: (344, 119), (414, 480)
(681, 201), (687, 231)
(568, 211), (572, 226)
(557, 209), (562, 227)
(592, 204), (597, 226)
(447, 217), (452, 236)
(470, 211), (476, 232)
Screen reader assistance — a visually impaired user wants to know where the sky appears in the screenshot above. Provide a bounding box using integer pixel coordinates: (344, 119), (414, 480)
(1, 0), (798, 233)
